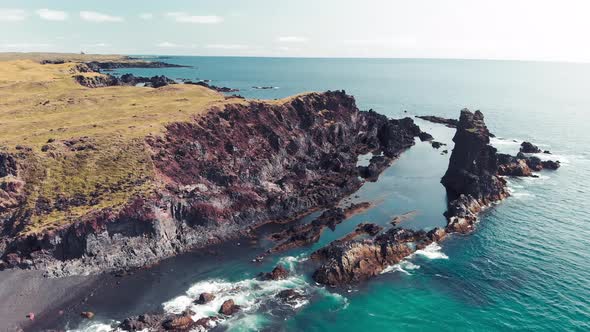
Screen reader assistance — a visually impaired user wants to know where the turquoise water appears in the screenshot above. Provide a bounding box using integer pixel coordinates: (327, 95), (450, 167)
(71, 57), (590, 331)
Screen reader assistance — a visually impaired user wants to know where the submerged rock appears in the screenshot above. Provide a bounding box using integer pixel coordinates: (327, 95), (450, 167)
(276, 289), (305, 304)
(195, 292), (215, 304)
(259, 265), (289, 280)
(431, 141), (446, 149)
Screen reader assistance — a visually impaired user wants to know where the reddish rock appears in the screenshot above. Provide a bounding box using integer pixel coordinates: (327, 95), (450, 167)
(80, 311), (95, 319)
(260, 265), (289, 281)
(162, 313), (195, 331)
(219, 299), (240, 315)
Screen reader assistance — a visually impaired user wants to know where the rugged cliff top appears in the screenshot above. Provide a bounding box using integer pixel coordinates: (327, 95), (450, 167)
(0, 56), (238, 235)
(0, 56), (386, 239)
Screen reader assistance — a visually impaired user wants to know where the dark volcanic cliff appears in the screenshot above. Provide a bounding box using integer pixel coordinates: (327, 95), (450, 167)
(0, 91), (424, 276)
(440, 109), (508, 233)
(310, 108), (560, 287)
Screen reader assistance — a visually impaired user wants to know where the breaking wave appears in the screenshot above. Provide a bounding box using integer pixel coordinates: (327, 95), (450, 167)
(415, 242), (449, 260)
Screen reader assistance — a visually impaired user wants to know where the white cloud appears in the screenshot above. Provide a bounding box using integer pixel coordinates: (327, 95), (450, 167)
(80, 11), (123, 23)
(36, 9), (68, 21)
(0, 9), (27, 21)
(277, 36), (308, 43)
(139, 13), (153, 20)
(205, 44), (248, 50)
(166, 12), (223, 24)
(156, 42), (178, 48)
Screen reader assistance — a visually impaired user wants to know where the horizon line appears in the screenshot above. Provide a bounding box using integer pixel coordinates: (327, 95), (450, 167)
(2, 51), (590, 65)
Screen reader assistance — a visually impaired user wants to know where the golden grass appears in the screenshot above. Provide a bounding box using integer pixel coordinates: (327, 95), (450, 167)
(0, 60), (227, 148)
(0, 57), (237, 235)
(0, 52), (128, 63)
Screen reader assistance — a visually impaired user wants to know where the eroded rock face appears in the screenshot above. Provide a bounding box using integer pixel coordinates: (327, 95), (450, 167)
(441, 109), (507, 204)
(311, 227), (444, 286)
(311, 110), (561, 287)
(440, 109), (509, 233)
(1, 91), (423, 277)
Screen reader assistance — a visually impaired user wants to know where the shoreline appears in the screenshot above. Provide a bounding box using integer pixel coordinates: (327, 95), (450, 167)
(0, 269), (98, 331)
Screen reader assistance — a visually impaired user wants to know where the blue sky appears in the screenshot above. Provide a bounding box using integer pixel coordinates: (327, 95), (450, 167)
(1, 0), (590, 62)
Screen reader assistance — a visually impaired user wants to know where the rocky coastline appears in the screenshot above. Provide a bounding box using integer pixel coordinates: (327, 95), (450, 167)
(309, 109), (561, 286)
(0, 90), (427, 277)
(66, 107), (563, 331)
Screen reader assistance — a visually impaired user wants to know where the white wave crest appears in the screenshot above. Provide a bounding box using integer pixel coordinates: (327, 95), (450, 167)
(161, 272), (312, 330)
(415, 242), (449, 260)
(277, 254), (308, 271)
(66, 321), (118, 332)
(381, 260), (421, 275)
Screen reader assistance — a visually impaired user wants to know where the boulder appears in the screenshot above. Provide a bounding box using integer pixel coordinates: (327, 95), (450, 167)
(260, 265), (289, 281)
(195, 292), (215, 304)
(162, 313), (195, 331)
(520, 141), (542, 153)
(418, 132), (434, 142)
(431, 141), (446, 149)
(219, 299), (240, 316)
(542, 160), (561, 170)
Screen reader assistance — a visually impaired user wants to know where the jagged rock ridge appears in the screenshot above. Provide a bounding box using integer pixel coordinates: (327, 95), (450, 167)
(0, 91), (424, 276)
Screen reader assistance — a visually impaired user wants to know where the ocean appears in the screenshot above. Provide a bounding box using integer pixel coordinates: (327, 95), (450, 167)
(68, 57), (590, 331)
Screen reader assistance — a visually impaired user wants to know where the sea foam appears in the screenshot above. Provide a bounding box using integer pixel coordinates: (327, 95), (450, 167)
(415, 242), (449, 260)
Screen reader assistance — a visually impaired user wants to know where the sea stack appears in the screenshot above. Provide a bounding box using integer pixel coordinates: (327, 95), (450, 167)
(441, 109), (508, 233)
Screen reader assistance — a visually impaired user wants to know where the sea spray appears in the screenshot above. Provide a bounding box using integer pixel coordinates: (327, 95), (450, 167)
(415, 242), (449, 260)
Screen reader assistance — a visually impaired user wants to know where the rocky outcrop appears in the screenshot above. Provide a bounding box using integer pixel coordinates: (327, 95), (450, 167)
(266, 202), (372, 255)
(311, 109), (562, 287)
(431, 141), (446, 149)
(497, 152), (560, 177)
(0, 91), (424, 276)
(195, 292), (215, 304)
(259, 265), (289, 280)
(219, 299), (240, 315)
(440, 109), (508, 233)
(311, 227), (444, 286)
(416, 115), (459, 128)
(184, 81), (239, 93)
(84, 61), (187, 71)
(73, 74), (119, 88)
(119, 311), (218, 332)
(357, 155), (391, 182)
(520, 141), (542, 153)
(418, 132), (434, 142)
(74, 73), (175, 88)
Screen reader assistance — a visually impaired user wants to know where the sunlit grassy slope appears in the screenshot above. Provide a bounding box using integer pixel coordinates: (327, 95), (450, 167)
(0, 54), (232, 235)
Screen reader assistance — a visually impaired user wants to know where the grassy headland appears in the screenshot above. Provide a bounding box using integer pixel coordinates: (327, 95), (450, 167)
(0, 53), (233, 235)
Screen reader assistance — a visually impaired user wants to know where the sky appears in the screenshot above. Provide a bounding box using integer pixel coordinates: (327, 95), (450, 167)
(1, 0), (590, 62)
